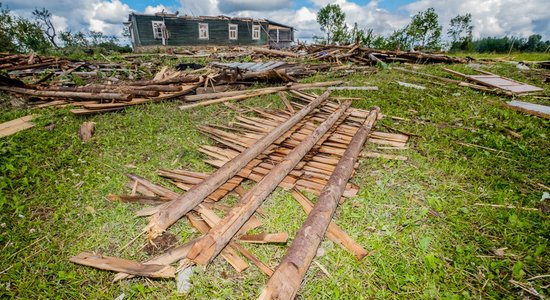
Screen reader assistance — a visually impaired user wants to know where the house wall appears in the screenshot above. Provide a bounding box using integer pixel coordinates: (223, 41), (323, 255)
(130, 15), (270, 47)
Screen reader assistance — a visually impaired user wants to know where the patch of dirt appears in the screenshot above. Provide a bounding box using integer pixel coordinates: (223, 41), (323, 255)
(143, 232), (178, 256)
(31, 206), (55, 221)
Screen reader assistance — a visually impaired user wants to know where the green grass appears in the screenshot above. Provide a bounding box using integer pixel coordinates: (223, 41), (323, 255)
(450, 51), (550, 61)
(0, 57), (549, 299)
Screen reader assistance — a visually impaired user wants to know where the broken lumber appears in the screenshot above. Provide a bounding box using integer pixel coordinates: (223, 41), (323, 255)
(69, 252), (176, 279)
(186, 100), (352, 266)
(146, 90), (334, 239)
(259, 106), (379, 300)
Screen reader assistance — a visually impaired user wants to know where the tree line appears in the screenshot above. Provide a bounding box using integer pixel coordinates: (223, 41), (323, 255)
(0, 3), (131, 56)
(315, 4), (550, 53)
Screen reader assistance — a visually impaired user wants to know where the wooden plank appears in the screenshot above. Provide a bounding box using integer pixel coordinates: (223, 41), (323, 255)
(0, 115), (39, 138)
(505, 100), (550, 119)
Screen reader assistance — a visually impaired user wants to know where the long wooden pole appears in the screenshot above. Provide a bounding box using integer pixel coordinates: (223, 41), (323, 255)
(146, 90), (333, 239)
(186, 100), (352, 266)
(0, 86), (132, 101)
(183, 81), (343, 102)
(259, 107), (379, 300)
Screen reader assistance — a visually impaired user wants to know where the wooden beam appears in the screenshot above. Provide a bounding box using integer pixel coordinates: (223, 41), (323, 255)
(146, 90), (334, 239)
(290, 190), (367, 259)
(259, 107), (379, 300)
(186, 100), (352, 266)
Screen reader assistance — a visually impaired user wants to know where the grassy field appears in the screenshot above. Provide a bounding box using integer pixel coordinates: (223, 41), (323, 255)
(0, 53), (549, 299)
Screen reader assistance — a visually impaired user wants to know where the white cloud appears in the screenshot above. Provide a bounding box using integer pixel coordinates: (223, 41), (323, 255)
(144, 5), (169, 15)
(179, 0), (219, 16)
(2, 0), (550, 42)
(403, 0), (550, 39)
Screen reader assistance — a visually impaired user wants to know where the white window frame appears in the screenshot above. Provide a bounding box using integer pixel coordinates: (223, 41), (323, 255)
(252, 25), (261, 40)
(152, 21), (164, 40)
(198, 23), (209, 40)
(228, 24), (238, 40)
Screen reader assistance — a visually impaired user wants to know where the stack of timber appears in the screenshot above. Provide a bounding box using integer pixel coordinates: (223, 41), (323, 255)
(292, 44), (467, 65)
(0, 53), (138, 78)
(0, 68), (203, 115)
(70, 90), (411, 298)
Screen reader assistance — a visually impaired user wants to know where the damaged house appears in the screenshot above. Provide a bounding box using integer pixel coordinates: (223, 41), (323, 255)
(125, 13), (295, 51)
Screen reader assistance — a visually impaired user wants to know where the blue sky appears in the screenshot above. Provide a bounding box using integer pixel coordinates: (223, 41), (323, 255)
(3, 0), (550, 41)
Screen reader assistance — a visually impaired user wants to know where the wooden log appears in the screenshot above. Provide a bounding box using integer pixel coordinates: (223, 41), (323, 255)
(186, 100), (352, 266)
(146, 90), (334, 239)
(70, 252), (176, 278)
(5, 60), (65, 71)
(127, 75), (201, 86)
(0, 86), (132, 101)
(183, 81), (343, 102)
(78, 121), (95, 142)
(45, 86), (160, 97)
(259, 107), (379, 300)
(291, 190), (367, 259)
(187, 214), (249, 273)
(249, 47), (300, 58)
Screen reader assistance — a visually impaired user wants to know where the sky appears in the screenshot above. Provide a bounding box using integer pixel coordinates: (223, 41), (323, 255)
(3, 0), (550, 43)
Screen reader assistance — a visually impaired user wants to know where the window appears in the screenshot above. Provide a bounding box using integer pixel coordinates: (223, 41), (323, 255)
(199, 23), (209, 40)
(252, 25), (261, 40)
(152, 21), (165, 40)
(228, 24), (238, 40)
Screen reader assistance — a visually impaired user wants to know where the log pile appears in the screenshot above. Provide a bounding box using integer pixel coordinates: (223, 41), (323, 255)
(69, 90), (410, 298)
(294, 44), (467, 65)
(0, 53), (138, 78)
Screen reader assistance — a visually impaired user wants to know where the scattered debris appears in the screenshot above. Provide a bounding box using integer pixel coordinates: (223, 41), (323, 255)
(70, 89), (409, 298)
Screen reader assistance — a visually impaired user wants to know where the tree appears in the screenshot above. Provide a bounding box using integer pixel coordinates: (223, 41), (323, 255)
(406, 8), (442, 50)
(32, 8), (58, 48)
(316, 4), (347, 45)
(448, 13), (473, 51)
(0, 4), (51, 53)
